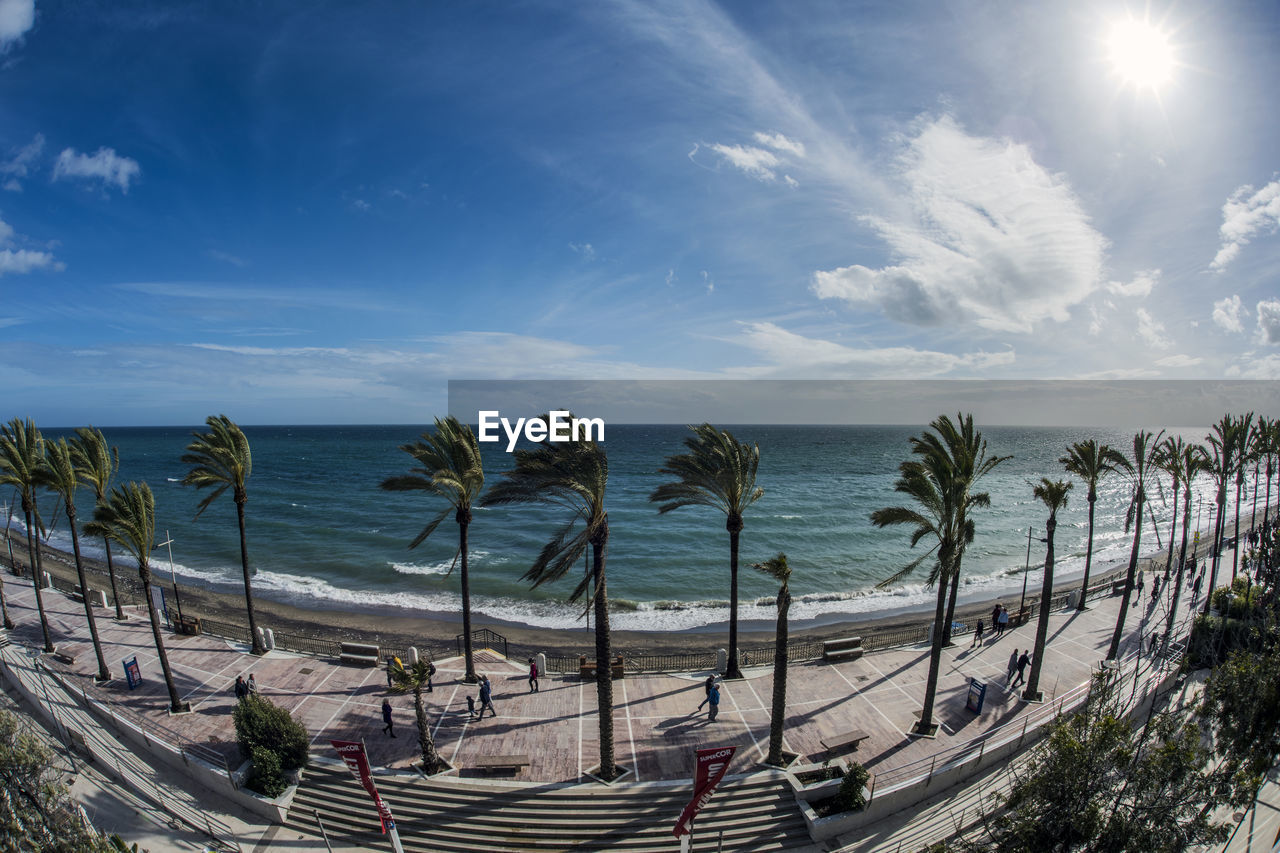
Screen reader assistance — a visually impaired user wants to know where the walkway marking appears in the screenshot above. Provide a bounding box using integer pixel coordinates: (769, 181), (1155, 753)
(621, 677), (639, 781)
(861, 654), (955, 736)
(445, 684), (471, 768)
(738, 676), (771, 760)
(722, 681), (762, 758)
(180, 650), (245, 707)
(307, 664), (379, 746)
(286, 650), (345, 716)
(830, 663), (899, 733)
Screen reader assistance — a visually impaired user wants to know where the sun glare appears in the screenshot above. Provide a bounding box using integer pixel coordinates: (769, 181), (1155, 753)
(1107, 18), (1174, 91)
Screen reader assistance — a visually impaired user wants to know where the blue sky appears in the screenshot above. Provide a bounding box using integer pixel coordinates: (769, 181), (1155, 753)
(1, 0), (1278, 425)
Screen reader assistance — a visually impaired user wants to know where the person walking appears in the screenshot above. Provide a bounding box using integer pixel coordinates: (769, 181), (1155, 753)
(707, 682), (721, 722)
(696, 675), (715, 712)
(381, 698), (396, 738)
(233, 675), (248, 702)
(997, 605), (1010, 637)
(465, 694), (477, 721)
(1010, 651), (1030, 689)
(1006, 648), (1019, 683)
(991, 604), (1002, 637)
(1150, 575), (1161, 603)
(971, 619), (985, 648)
(1137, 572), (1145, 601)
(247, 674), (258, 695)
(528, 658), (539, 693)
(1192, 572), (1203, 600)
(479, 675), (496, 717)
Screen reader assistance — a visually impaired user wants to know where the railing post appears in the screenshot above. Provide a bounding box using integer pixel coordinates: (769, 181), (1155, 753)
(868, 772), (877, 804)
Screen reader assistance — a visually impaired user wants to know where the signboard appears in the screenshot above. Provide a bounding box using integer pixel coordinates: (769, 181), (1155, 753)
(966, 677), (987, 713)
(331, 740), (397, 834)
(673, 745), (737, 839)
(123, 656), (141, 690)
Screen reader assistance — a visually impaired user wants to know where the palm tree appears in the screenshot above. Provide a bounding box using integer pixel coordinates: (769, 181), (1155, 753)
(753, 552), (792, 767)
(1258, 418), (1278, 570)
(36, 438), (111, 682)
(1, 496), (16, 629)
(381, 417), (484, 683)
(872, 414), (1005, 737)
(1161, 440), (1206, 657)
(1060, 440), (1129, 610)
(481, 418), (618, 779)
(1203, 415), (1248, 614)
(389, 657), (445, 774)
(1106, 429), (1165, 661)
(0, 418), (54, 652)
(70, 427), (126, 620)
(1230, 413), (1255, 581)
(1022, 478), (1071, 702)
(650, 424), (763, 679)
(84, 482), (189, 713)
(181, 415), (264, 655)
(1153, 439), (1182, 582)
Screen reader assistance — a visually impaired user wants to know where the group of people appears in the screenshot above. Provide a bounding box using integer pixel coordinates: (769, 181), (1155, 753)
(232, 673), (257, 701)
(970, 603), (1013, 648)
(381, 669), (503, 738)
(696, 674), (720, 721)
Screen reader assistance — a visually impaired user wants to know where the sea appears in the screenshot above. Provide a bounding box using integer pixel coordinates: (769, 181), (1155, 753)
(4, 424), (1243, 634)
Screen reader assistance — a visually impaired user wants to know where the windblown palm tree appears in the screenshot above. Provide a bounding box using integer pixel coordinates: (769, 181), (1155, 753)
(182, 415), (264, 654)
(1106, 429), (1165, 661)
(1060, 440), (1129, 611)
(481, 417), (619, 779)
(1230, 413), (1255, 581)
(1, 497), (16, 629)
(70, 427), (126, 620)
(1153, 438), (1183, 582)
(753, 552), (792, 767)
(650, 423), (763, 679)
(0, 418), (54, 652)
(36, 438), (111, 682)
(1257, 418), (1279, 570)
(389, 657), (444, 774)
(1161, 439), (1206, 657)
(1022, 478), (1071, 702)
(1203, 415), (1249, 614)
(84, 482), (188, 713)
(381, 416), (484, 683)
(872, 414), (1005, 736)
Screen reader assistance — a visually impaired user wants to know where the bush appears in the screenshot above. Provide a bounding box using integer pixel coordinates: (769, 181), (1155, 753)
(833, 761), (870, 812)
(246, 746), (288, 798)
(1210, 576), (1264, 620)
(233, 694), (309, 771)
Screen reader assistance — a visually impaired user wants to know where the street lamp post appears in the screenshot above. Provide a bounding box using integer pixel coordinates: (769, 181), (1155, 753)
(1019, 526), (1033, 618)
(156, 530), (184, 625)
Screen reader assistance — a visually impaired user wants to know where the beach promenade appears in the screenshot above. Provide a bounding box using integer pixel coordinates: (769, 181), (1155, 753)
(0, 557), (1216, 850)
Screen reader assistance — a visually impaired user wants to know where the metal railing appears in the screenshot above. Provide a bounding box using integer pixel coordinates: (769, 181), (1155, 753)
(458, 627), (508, 659)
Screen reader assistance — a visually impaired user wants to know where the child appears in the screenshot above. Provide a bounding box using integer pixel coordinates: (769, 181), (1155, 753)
(466, 694), (476, 720)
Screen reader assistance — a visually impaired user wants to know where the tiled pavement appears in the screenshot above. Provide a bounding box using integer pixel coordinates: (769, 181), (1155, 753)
(0, 560), (1203, 788)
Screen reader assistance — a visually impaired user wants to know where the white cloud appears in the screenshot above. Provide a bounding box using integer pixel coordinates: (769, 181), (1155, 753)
(1212, 294), (1245, 333)
(1226, 353), (1280, 379)
(206, 249), (247, 267)
(0, 248), (61, 275)
(53, 147), (141, 193)
(783, 175), (798, 188)
(812, 116), (1108, 333)
(351, 198), (370, 212)
(702, 270), (714, 294)
(1106, 269), (1159, 299)
(0, 0), (34, 51)
(1135, 308), (1171, 350)
(1212, 176), (1280, 270)
(737, 321), (1015, 377)
(752, 131), (805, 157)
(1, 134), (44, 191)
(665, 268), (676, 287)
(569, 242), (596, 260)
(1257, 299), (1280, 345)
(3, 179), (19, 192)
(1154, 354), (1203, 368)
(706, 142), (780, 181)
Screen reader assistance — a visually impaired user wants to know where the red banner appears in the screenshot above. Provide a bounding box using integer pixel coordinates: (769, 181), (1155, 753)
(331, 740), (396, 833)
(673, 745), (737, 837)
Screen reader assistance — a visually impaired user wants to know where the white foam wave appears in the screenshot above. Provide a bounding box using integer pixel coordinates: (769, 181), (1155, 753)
(392, 560), (453, 576)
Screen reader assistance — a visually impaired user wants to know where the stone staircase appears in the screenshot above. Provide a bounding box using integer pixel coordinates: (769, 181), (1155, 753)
(287, 760), (815, 852)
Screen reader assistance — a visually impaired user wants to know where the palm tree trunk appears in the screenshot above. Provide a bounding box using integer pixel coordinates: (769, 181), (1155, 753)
(66, 507), (110, 682)
(591, 526), (617, 780)
(413, 682), (440, 773)
(915, 571), (949, 736)
(1078, 493), (1097, 611)
(1024, 518), (1056, 701)
(1107, 489), (1145, 661)
(139, 561), (185, 713)
(1161, 483), (1194, 658)
(22, 504), (53, 652)
(103, 538), (124, 620)
(766, 583), (791, 767)
(1232, 472), (1244, 581)
(942, 564), (960, 645)
(0, 563), (11, 629)
(726, 518), (743, 679)
(235, 497), (265, 655)
(459, 513), (477, 683)
(1204, 489), (1226, 616)
(1163, 481), (1179, 580)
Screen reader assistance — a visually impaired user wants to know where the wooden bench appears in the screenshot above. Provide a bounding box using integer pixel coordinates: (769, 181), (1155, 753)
(821, 729), (870, 754)
(338, 642), (380, 667)
(53, 650), (78, 665)
(822, 637), (864, 663)
(579, 654), (625, 680)
(473, 754), (531, 773)
(1111, 580), (1128, 595)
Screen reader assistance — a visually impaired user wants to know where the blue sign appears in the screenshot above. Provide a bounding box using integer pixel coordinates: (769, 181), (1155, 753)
(123, 656), (141, 689)
(966, 677), (987, 713)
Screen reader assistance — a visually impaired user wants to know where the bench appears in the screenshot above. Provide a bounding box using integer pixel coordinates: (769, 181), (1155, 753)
(580, 655), (625, 680)
(473, 754), (531, 773)
(53, 650), (78, 665)
(821, 729), (870, 754)
(338, 642), (380, 667)
(822, 637), (864, 663)
(1111, 580), (1128, 595)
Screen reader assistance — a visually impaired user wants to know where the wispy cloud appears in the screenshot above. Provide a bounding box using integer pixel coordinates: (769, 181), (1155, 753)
(812, 116), (1107, 333)
(0, 0), (34, 52)
(1212, 294), (1245, 333)
(1, 133), (44, 191)
(1211, 176), (1280, 270)
(0, 214), (62, 276)
(53, 147), (141, 193)
(1135, 308), (1171, 350)
(206, 249), (247, 267)
(1257, 299), (1280, 346)
(1107, 269), (1159, 299)
(697, 130), (806, 183)
(569, 242), (596, 260)
(753, 131), (805, 157)
(1155, 354), (1203, 368)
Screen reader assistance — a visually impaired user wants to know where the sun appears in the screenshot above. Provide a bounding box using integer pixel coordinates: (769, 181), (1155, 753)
(1107, 17), (1174, 91)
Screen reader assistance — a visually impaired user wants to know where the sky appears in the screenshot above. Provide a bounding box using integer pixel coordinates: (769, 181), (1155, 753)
(0, 0), (1278, 426)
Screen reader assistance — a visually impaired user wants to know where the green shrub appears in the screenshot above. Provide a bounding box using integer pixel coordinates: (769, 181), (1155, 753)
(833, 761), (870, 812)
(246, 746), (288, 798)
(232, 694), (309, 771)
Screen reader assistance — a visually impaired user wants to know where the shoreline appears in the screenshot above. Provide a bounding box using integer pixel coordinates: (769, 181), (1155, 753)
(6, 516), (1248, 659)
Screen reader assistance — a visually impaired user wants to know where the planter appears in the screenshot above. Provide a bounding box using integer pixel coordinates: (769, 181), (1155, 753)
(230, 759), (300, 823)
(787, 758), (848, 803)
